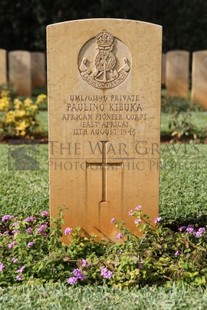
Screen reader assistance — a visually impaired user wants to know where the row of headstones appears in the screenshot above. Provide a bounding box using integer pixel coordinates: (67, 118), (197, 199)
(0, 48), (206, 108)
(0, 49), (46, 96)
(162, 50), (207, 109)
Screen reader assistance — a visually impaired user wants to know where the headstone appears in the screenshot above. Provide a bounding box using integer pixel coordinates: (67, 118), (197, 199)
(9, 51), (31, 96)
(166, 50), (189, 97)
(191, 50), (207, 109)
(31, 52), (46, 89)
(47, 19), (162, 242)
(161, 53), (166, 86)
(0, 49), (7, 85)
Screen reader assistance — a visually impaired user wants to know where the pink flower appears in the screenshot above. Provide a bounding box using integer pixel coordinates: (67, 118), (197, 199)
(40, 211), (49, 217)
(27, 241), (35, 248)
(116, 232), (123, 240)
(26, 227), (32, 234)
(8, 241), (16, 249)
(64, 227), (72, 235)
(135, 205), (142, 211)
(81, 259), (87, 267)
(175, 250), (180, 257)
(36, 223), (48, 234)
(111, 218), (116, 224)
(154, 217), (162, 224)
(0, 262), (5, 272)
(11, 258), (18, 263)
(196, 227), (205, 238)
(135, 219), (141, 225)
(12, 222), (19, 227)
(17, 265), (25, 273)
(16, 275), (22, 281)
(67, 277), (78, 285)
(179, 226), (186, 232)
(2, 214), (14, 222)
(73, 268), (85, 280)
(12, 230), (20, 235)
(100, 267), (113, 279)
(24, 216), (36, 223)
(128, 209), (133, 216)
(186, 225), (194, 234)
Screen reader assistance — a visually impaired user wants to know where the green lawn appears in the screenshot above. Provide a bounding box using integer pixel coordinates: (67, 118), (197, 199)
(160, 143), (207, 223)
(1, 283), (207, 309)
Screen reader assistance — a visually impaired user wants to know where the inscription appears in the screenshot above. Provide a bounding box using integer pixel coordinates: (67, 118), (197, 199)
(69, 94), (140, 101)
(62, 93), (147, 136)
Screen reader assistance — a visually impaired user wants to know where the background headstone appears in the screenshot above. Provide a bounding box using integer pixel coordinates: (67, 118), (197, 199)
(9, 50), (31, 96)
(31, 52), (46, 89)
(161, 53), (166, 86)
(47, 19), (162, 242)
(0, 49), (7, 85)
(166, 50), (189, 97)
(191, 50), (207, 110)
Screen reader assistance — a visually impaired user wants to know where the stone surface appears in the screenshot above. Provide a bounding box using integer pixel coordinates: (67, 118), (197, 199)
(9, 51), (31, 96)
(161, 53), (166, 85)
(166, 50), (189, 97)
(0, 49), (7, 84)
(191, 50), (207, 109)
(47, 19), (162, 242)
(31, 52), (46, 89)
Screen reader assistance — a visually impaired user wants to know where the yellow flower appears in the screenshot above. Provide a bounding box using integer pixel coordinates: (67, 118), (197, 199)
(29, 105), (38, 112)
(36, 94), (46, 105)
(15, 120), (29, 136)
(14, 99), (23, 110)
(24, 98), (33, 108)
(19, 130), (26, 136)
(0, 97), (10, 111)
(15, 110), (26, 118)
(5, 111), (15, 123)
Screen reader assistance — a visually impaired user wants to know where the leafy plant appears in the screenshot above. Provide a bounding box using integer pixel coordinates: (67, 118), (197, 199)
(168, 110), (198, 141)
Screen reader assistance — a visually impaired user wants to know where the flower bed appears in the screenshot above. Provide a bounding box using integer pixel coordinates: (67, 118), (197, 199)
(1, 206), (207, 287)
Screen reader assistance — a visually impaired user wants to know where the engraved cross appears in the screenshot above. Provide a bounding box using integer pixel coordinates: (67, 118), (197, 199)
(86, 141), (123, 203)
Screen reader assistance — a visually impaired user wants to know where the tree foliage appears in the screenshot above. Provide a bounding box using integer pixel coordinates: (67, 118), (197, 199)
(0, 0), (206, 52)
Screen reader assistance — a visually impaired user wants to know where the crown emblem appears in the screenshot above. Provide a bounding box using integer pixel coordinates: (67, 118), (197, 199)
(79, 30), (131, 89)
(96, 30), (114, 47)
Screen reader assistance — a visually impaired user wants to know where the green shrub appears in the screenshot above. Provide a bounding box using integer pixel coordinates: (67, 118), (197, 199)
(169, 110), (198, 141)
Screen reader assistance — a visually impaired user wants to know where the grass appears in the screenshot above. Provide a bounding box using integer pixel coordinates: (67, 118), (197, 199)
(160, 143), (207, 224)
(0, 144), (48, 216)
(1, 283), (207, 309)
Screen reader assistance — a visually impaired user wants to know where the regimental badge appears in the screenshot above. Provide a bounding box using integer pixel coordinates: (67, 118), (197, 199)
(78, 30), (131, 89)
